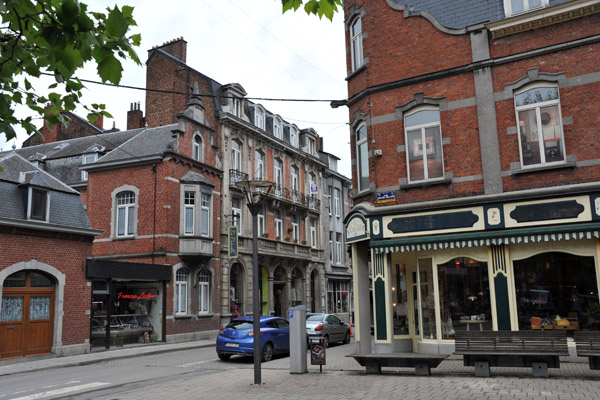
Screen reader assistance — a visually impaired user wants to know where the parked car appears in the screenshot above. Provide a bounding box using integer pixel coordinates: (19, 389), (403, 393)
(305, 313), (351, 347)
(216, 316), (289, 362)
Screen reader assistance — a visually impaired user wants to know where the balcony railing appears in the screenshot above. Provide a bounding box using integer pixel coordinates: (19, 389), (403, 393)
(229, 169), (320, 211)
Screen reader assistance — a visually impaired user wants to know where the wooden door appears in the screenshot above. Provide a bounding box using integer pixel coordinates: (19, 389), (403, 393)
(0, 271), (55, 359)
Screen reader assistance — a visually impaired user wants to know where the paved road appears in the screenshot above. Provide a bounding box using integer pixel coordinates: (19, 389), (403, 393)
(2, 340), (600, 399)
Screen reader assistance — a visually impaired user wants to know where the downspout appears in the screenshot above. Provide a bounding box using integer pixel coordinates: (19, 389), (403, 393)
(152, 163), (157, 263)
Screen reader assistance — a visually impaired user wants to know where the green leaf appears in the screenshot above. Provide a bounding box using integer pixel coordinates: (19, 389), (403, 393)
(97, 53), (123, 84)
(282, 0), (303, 13)
(105, 6), (128, 37)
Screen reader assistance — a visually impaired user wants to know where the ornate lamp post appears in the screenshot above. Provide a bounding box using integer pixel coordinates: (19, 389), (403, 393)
(236, 179), (273, 385)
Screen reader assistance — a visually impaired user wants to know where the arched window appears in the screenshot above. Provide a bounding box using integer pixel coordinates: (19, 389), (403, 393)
(116, 191), (136, 237)
(255, 150), (265, 180)
(231, 140), (242, 171)
(356, 123), (369, 191)
(273, 117), (282, 139)
(255, 106), (265, 130)
(404, 108), (444, 182)
(198, 270), (211, 314)
(291, 268), (303, 307)
(350, 16), (364, 72)
(290, 126), (299, 147)
(193, 134), (203, 162)
(230, 264), (244, 317)
(515, 84), (565, 167)
(175, 269), (189, 315)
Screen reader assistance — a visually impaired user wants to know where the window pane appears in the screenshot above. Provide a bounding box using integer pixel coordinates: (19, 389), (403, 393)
(438, 258), (491, 340)
(529, 0), (542, 9)
(29, 296), (51, 320)
(201, 208), (209, 235)
(1, 296), (24, 322)
(357, 125), (367, 142)
(425, 126), (443, 179)
(358, 141), (369, 189)
(185, 207), (194, 234)
(515, 87), (558, 107)
(405, 110), (440, 127)
(4, 271), (26, 287)
(540, 105), (564, 163)
(30, 272), (53, 287)
(31, 190), (46, 219)
(419, 259), (436, 339)
(511, 0), (525, 13)
(514, 252), (597, 331)
(407, 129), (425, 181)
(518, 109), (540, 166)
(391, 264), (408, 335)
(127, 206), (135, 235)
(117, 207), (126, 236)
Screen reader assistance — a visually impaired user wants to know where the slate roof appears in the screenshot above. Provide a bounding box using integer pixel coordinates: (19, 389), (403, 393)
(390, 0), (573, 29)
(0, 152), (93, 230)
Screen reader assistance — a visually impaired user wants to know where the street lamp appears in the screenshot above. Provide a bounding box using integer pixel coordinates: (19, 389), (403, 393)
(236, 178), (274, 385)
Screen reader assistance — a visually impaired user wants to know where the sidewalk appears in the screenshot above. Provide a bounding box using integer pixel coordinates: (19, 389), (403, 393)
(0, 339), (215, 377)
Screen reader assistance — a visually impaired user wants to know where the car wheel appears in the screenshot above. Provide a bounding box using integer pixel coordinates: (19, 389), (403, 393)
(218, 353), (231, 361)
(323, 335), (329, 348)
(343, 331), (351, 344)
(261, 342), (274, 362)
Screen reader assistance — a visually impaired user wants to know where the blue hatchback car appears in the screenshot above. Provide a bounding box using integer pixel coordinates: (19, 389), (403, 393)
(216, 316), (290, 362)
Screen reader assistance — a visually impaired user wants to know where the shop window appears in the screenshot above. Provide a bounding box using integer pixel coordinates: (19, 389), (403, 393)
(515, 85), (565, 167)
(116, 190), (136, 237)
(327, 280), (350, 313)
(391, 264), (409, 335)
(405, 108), (444, 183)
(175, 269), (189, 315)
(514, 252), (598, 331)
(438, 257), (491, 340)
(418, 258), (437, 340)
(356, 124), (369, 191)
(230, 263), (244, 317)
(290, 268), (303, 307)
(198, 270), (211, 314)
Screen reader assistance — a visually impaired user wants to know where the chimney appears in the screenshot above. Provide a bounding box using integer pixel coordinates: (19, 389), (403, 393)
(148, 37), (187, 63)
(92, 114), (104, 131)
(127, 102), (145, 130)
(41, 107), (60, 144)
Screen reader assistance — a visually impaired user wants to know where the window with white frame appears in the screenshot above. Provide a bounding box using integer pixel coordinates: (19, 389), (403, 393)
(515, 84), (565, 167)
(291, 165), (299, 191)
(255, 106), (265, 130)
(81, 153), (97, 181)
(309, 173), (316, 197)
(201, 193), (211, 236)
(290, 126), (298, 147)
(334, 188), (341, 217)
(504, 0), (548, 17)
(257, 207), (265, 236)
(273, 117), (282, 139)
(273, 158), (283, 192)
(232, 197), (242, 227)
(255, 150), (265, 180)
(198, 270), (211, 314)
(327, 280), (350, 313)
(232, 140), (242, 171)
(310, 219), (317, 248)
(175, 268), (189, 315)
(233, 98), (241, 117)
(274, 210), (283, 239)
(328, 185), (332, 216)
(329, 234), (333, 262)
(405, 108), (444, 182)
(116, 191), (136, 237)
(184, 191), (195, 235)
(356, 124), (369, 191)
(291, 215), (299, 241)
(193, 134), (203, 162)
(308, 138), (315, 155)
(336, 233), (342, 264)
(350, 16), (364, 72)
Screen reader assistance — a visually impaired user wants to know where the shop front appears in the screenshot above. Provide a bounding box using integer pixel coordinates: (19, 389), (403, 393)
(347, 193), (600, 355)
(86, 259), (171, 350)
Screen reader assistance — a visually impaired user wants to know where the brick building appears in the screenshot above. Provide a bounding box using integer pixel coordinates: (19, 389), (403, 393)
(341, 0), (600, 355)
(0, 152), (100, 359)
(145, 38), (353, 325)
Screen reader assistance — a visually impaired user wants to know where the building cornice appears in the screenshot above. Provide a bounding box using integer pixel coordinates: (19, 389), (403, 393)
(0, 217), (102, 237)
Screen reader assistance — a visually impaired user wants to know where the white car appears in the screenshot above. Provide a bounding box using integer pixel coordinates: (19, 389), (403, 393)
(305, 313), (351, 347)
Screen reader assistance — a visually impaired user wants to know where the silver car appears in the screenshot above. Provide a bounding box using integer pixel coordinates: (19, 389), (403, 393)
(306, 313), (351, 347)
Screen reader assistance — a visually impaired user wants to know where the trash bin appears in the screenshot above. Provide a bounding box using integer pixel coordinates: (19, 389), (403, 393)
(309, 336), (326, 372)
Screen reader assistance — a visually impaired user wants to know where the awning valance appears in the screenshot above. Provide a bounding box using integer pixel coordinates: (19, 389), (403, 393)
(371, 222), (600, 254)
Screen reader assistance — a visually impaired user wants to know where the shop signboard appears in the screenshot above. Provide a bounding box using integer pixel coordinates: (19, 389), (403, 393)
(228, 225), (238, 259)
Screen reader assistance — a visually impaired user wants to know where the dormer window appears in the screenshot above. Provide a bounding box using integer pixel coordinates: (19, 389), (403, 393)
(255, 106), (265, 130)
(233, 98), (241, 117)
(193, 134), (204, 162)
(290, 126), (299, 147)
(308, 138), (315, 155)
(81, 153), (97, 181)
(273, 117), (282, 139)
(504, 0), (548, 17)
(29, 188), (48, 221)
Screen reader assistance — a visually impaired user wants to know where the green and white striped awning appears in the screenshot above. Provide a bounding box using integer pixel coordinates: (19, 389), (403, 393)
(371, 222), (600, 254)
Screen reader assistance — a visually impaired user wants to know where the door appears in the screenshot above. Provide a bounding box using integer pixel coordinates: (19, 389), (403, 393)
(0, 271), (55, 359)
(407, 259), (437, 352)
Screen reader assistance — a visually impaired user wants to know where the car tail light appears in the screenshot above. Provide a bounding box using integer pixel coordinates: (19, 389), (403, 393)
(219, 328), (224, 335)
(249, 330), (263, 336)
(315, 325), (324, 331)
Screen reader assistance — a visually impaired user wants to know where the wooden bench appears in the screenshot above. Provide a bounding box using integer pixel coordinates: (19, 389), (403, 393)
(454, 331), (568, 377)
(575, 331), (600, 370)
(347, 353), (449, 376)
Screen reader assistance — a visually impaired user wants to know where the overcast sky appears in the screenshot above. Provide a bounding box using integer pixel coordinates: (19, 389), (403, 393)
(1, 0), (351, 176)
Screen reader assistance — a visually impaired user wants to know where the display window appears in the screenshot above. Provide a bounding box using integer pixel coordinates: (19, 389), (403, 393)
(514, 252), (599, 332)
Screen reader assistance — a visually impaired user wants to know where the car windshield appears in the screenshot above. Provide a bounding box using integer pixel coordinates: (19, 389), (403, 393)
(307, 314), (325, 321)
(226, 320), (253, 330)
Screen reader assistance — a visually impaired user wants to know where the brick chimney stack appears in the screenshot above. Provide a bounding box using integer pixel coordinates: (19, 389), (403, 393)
(148, 37), (187, 63)
(127, 102), (144, 130)
(92, 114), (104, 131)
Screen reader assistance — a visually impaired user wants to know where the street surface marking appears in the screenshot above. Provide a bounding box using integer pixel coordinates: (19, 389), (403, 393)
(10, 382), (110, 400)
(177, 360), (217, 367)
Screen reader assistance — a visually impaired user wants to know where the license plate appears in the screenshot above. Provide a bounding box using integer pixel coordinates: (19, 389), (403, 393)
(225, 343), (239, 348)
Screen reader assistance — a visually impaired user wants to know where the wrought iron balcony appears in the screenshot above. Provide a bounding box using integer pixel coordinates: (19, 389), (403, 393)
(229, 170), (321, 211)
